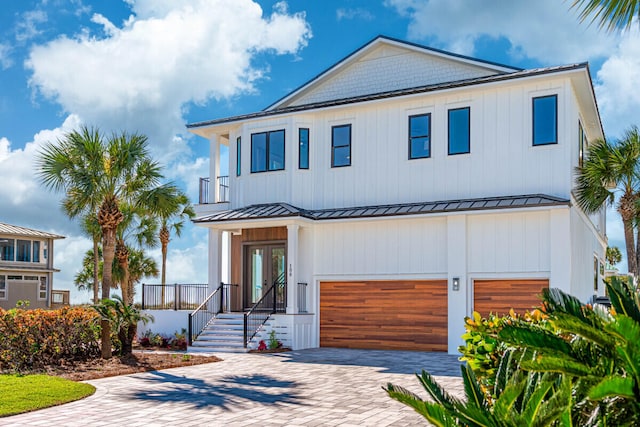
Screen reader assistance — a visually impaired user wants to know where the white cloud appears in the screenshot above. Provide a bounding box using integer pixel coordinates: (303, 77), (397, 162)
(384, 0), (616, 64)
(0, 43), (12, 69)
(594, 29), (640, 139)
(53, 234), (93, 304)
(26, 0), (311, 165)
(336, 8), (374, 21)
(0, 115), (82, 224)
(15, 10), (48, 42)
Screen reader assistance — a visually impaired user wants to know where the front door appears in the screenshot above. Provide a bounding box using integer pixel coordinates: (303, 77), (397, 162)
(245, 244), (286, 309)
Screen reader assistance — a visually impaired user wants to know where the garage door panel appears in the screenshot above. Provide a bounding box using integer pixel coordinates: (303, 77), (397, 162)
(474, 279), (548, 317)
(320, 280), (448, 351)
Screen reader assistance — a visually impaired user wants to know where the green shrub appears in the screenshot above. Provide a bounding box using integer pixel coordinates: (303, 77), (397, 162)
(0, 307), (100, 372)
(386, 277), (640, 425)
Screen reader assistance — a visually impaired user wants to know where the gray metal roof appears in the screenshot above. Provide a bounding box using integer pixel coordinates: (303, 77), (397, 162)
(0, 222), (65, 239)
(187, 63), (587, 129)
(194, 194), (569, 224)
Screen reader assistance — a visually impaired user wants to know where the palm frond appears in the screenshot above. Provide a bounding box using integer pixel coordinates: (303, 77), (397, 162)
(571, 0), (640, 32)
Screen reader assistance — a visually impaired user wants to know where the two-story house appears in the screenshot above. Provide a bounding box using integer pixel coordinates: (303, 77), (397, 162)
(0, 222), (65, 310)
(186, 36), (606, 354)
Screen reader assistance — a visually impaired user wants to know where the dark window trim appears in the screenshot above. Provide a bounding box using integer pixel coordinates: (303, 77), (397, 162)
(236, 136), (241, 176)
(298, 128), (309, 170)
(532, 94), (558, 146)
(578, 121), (585, 168)
(250, 129), (286, 173)
(408, 113), (431, 160)
(448, 107), (471, 156)
(331, 124), (352, 168)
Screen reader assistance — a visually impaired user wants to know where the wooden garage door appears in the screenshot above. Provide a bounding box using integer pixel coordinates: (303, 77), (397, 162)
(473, 279), (548, 317)
(320, 280), (448, 351)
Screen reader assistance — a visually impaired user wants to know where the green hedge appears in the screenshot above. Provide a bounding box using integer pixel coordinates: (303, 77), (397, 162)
(0, 307), (101, 372)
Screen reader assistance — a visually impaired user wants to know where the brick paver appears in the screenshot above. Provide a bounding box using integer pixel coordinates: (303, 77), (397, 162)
(4, 348), (463, 426)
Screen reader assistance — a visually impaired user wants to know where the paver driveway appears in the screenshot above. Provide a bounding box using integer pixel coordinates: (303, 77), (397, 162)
(4, 348), (463, 426)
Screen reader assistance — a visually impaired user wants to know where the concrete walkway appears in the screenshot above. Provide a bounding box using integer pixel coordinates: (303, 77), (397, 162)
(4, 348), (464, 426)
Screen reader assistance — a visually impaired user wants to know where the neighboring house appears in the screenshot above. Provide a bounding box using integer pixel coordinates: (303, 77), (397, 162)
(0, 222), (65, 310)
(186, 36), (606, 354)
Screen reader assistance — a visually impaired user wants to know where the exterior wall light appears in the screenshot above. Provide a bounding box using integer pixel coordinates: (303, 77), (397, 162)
(452, 277), (460, 291)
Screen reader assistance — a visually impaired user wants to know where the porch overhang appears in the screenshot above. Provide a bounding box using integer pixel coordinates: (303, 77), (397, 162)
(193, 194), (571, 227)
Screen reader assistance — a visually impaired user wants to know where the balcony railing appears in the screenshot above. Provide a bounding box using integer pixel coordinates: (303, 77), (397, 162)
(199, 176), (229, 204)
(141, 283), (208, 310)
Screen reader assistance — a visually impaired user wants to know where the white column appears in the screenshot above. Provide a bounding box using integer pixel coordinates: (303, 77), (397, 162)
(550, 208), (571, 294)
(208, 228), (222, 294)
(287, 224), (299, 314)
(447, 215), (468, 354)
(210, 134), (220, 203)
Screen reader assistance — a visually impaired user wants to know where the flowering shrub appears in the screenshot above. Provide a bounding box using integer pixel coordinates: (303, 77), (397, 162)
(0, 306), (101, 372)
(257, 340), (267, 351)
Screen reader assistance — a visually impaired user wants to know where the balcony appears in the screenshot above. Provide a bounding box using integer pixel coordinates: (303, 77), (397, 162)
(199, 176), (229, 204)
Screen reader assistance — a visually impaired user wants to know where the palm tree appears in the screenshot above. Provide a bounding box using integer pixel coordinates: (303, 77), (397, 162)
(606, 246), (622, 266)
(158, 190), (194, 286)
(74, 246), (103, 293)
(38, 126), (163, 358)
(571, 0), (640, 32)
(574, 126), (640, 277)
(114, 204), (158, 305)
(80, 213), (102, 303)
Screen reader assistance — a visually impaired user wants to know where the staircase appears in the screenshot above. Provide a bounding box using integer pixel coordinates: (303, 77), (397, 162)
(188, 313), (247, 353)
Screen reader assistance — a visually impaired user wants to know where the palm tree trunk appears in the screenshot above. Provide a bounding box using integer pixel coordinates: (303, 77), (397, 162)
(101, 227), (116, 359)
(160, 226), (169, 304)
(92, 236), (100, 304)
(623, 218), (637, 278)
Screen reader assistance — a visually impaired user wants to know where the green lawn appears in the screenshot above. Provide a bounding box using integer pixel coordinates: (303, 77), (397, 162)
(0, 374), (95, 417)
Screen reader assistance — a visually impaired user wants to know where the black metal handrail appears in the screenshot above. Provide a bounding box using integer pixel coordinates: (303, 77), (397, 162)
(188, 283), (224, 345)
(141, 283), (208, 310)
(198, 176), (229, 204)
(198, 177), (210, 204)
(243, 275), (286, 348)
(217, 175), (229, 202)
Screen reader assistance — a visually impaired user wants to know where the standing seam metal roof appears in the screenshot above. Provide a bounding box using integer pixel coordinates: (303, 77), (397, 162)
(193, 194), (570, 224)
(0, 222), (65, 239)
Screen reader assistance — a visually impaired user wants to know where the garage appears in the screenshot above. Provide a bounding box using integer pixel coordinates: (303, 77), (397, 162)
(320, 280), (448, 351)
(473, 279), (549, 317)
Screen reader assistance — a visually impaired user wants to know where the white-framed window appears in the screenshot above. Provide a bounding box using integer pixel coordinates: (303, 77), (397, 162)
(39, 276), (48, 300)
(0, 275), (6, 300)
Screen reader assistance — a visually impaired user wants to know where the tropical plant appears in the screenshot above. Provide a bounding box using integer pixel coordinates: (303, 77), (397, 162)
(74, 246), (103, 295)
(386, 277), (640, 425)
(571, 0), (640, 32)
(38, 126), (164, 358)
(80, 213), (102, 304)
(158, 190), (194, 287)
(574, 127), (640, 277)
(93, 295), (154, 355)
(606, 245), (622, 266)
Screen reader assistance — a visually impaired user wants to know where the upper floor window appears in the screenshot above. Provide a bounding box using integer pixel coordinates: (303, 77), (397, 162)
(332, 124), (351, 167)
(448, 107), (470, 155)
(0, 239), (14, 261)
(251, 130), (285, 173)
(33, 241), (40, 263)
(236, 137), (241, 176)
(16, 240), (31, 262)
(299, 128), (309, 169)
(409, 114), (431, 159)
(578, 122), (586, 167)
(533, 95), (557, 146)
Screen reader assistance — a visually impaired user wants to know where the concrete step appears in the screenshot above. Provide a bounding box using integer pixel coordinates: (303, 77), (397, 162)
(188, 345), (247, 354)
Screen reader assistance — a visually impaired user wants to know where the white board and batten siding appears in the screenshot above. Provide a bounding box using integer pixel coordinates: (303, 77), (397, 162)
(228, 75), (578, 212)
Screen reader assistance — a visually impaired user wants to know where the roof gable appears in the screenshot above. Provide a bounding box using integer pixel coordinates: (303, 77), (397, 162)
(266, 36), (520, 111)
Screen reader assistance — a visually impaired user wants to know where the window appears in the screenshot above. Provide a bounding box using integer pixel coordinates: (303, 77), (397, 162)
(448, 107), (470, 155)
(39, 276), (47, 300)
(332, 124), (351, 167)
(593, 256), (599, 291)
(409, 114), (431, 159)
(299, 128), (309, 169)
(33, 241), (40, 263)
(24, 276), (38, 281)
(236, 137), (241, 176)
(578, 122), (586, 167)
(0, 238), (14, 261)
(251, 130), (285, 172)
(0, 275), (6, 300)
(533, 95), (557, 146)
(16, 240), (31, 262)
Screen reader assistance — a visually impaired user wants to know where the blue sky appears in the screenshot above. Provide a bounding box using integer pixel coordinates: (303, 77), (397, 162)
(1, 0), (638, 303)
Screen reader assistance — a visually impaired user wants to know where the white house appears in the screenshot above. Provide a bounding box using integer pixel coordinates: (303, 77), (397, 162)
(0, 222), (66, 310)
(185, 36), (606, 354)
